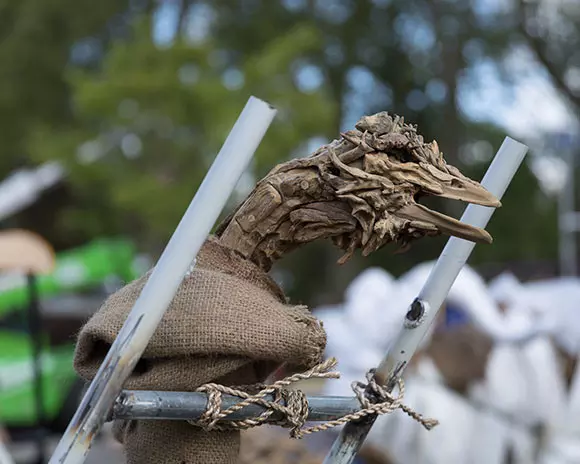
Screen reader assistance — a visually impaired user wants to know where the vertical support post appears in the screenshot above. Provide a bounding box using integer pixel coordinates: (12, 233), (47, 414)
(559, 146), (577, 276)
(27, 274), (46, 464)
(323, 137), (529, 464)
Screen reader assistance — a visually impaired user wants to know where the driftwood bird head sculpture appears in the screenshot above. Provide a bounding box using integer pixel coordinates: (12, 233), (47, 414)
(76, 110), (501, 464)
(217, 112), (500, 270)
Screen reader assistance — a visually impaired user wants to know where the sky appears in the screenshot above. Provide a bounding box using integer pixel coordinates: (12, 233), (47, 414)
(462, 46), (579, 140)
(151, 0), (578, 195)
(152, 0), (578, 138)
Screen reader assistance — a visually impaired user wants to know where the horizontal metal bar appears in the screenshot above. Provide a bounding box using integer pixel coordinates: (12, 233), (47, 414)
(111, 390), (536, 430)
(112, 390), (361, 422)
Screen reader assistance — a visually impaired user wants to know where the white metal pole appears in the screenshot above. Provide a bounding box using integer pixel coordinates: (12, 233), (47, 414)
(49, 96), (277, 464)
(323, 137), (529, 464)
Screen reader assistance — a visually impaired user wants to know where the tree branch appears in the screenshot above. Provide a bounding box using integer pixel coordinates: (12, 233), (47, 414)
(517, 0), (580, 111)
(177, 0), (193, 37)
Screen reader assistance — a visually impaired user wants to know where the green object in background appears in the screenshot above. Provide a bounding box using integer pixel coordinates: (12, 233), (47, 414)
(0, 332), (74, 426)
(0, 238), (142, 317)
(0, 237), (144, 428)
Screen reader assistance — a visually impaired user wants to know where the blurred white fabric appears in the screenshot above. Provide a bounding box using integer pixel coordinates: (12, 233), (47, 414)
(315, 267), (402, 398)
(343, 267), (399, 350)
(489, 271), (524, 306)
(486, 274), (580, 463)
(368, 358), (519, 464)
(316, 264), (580, 464)
(536, 360), (580, 464)
(521, 278), (580, 356)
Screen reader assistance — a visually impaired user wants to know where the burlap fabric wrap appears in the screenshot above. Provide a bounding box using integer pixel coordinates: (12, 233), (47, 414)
(74, 237), (327, 464)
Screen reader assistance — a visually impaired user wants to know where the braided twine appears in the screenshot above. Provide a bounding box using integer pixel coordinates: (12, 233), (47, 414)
(188, 357), (438, 438)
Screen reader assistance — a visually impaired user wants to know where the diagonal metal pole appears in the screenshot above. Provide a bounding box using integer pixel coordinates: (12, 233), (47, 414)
(323, 137), (529, 464)
(49, 96), (277, 464)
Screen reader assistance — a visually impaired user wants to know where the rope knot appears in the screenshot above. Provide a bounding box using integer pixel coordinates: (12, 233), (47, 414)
(351, 368), (439, 431)
(187, 359), (438, 438)
(188, 358), (339, 438)
(276, 388), (309, 437)
(352, 368), (401, 410)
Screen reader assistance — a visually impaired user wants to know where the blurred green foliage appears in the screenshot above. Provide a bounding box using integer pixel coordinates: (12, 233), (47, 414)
(0, 0), (574, 303)
(0, 0), (129, 173)
(28, 17), (336, 250)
